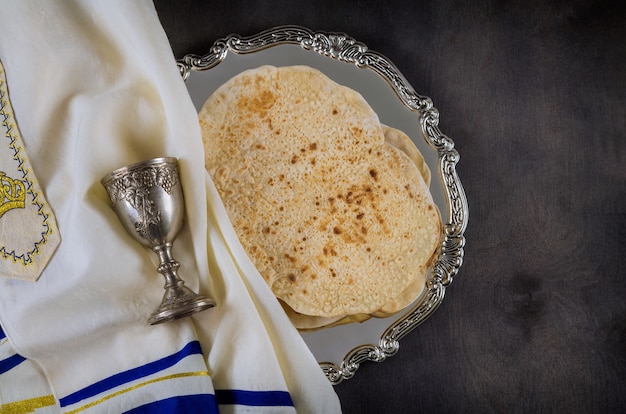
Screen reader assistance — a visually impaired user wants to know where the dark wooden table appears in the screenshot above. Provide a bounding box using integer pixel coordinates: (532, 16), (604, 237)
(153, 1), (626, 412)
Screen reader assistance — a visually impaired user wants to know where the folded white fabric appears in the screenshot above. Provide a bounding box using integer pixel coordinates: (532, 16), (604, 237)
(0, 1), (340, 413)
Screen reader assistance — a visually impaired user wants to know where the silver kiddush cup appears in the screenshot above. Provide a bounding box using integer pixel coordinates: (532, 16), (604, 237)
(101, 157), (215, 325)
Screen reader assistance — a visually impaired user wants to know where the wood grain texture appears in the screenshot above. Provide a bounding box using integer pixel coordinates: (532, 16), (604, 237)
(153, 0), (626, 412)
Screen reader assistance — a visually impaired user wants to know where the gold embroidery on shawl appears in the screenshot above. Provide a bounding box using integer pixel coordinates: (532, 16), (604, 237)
(0, 171), (25, 218)
(0, 61), (56, 267)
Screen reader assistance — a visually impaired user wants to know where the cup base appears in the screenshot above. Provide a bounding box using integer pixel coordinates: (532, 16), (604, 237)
(148, 288), (216, 325)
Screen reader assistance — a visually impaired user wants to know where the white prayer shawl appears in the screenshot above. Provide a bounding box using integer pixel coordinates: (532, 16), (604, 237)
(0, 1), (341, 413)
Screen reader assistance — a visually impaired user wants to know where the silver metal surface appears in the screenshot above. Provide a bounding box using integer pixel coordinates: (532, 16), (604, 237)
(101, 157), (215, 325)
(179, 25), (468, 383)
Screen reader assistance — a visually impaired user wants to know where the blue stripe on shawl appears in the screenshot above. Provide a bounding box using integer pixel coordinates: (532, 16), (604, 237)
(123, 394), (219, 414)
(59, 340), (204, 407)
(0, 324), (27, 374)
(0, 353), (26, 374)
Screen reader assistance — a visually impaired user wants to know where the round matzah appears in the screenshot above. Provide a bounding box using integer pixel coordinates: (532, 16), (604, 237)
(200, 65), (441, 318)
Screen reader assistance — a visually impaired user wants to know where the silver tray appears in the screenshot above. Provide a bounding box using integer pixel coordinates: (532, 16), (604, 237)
(179, 25), (468, 384)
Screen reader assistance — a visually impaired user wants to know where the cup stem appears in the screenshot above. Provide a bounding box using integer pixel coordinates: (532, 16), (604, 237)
(153, 243), (182, 287)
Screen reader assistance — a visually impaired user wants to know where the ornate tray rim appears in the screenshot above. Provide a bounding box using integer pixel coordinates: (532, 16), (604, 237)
(178, 25), (469, 385)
